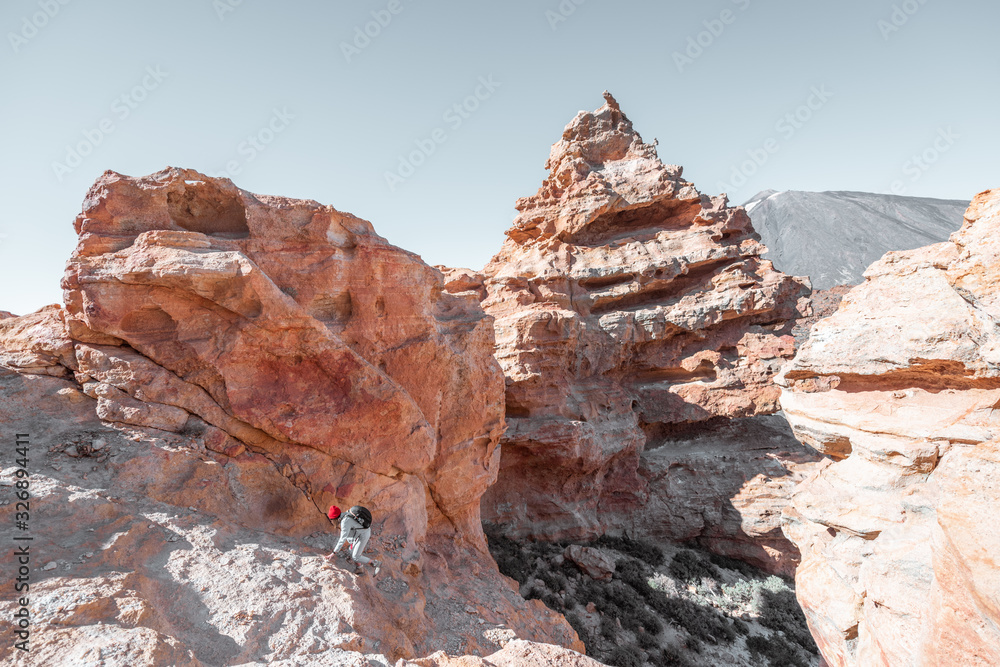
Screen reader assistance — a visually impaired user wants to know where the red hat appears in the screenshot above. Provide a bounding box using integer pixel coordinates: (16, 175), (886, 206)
(328, 505), (342, 520)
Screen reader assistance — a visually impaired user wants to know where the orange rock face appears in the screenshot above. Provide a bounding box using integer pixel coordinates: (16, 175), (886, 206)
(477, 93), (814, 571)
(0, 168), (581, 662)
(779, 189), (1000, 666)
(63, 167), (503, 549)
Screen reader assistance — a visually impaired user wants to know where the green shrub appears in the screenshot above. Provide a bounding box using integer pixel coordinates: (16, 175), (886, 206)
(541, 591), (563, 611)
(649, 595), (736, 645)
(708, 552), (757, 577)
(594, 535), (665, 567)
(616, 559), (651, 590)
(763, 575), (791, 594)
(746, 635), (769, 659)
(668, 549), (722, 584)
(537, 567), (570, 594)
(732, 618), (750, 636)
(599, 613), (618, 641)
(564, 612), (592, 653)
(648, 572), (678, 595)
(651, 646), (694, 667)
(757, 588), (818, 653)
(606, 645), (645, 667)
(637, 627), (659, 649)
(612, 554), (735, 645)
(746, 633), (808, 667)
(526, 539), (564, 559)
(483, 525), (532, 585)
(718, 577), (761, 614)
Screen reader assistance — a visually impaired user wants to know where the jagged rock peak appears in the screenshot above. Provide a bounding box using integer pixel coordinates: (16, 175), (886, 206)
(478, 95), (814, 562)
(510, 93), (723, 246)
(548, 90), (658, 167)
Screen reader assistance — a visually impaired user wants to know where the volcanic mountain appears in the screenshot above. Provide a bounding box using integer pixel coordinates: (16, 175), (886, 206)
(744, 190), (967, 289)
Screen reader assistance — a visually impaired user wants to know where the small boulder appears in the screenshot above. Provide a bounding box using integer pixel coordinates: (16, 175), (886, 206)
(563, 545), (615, 581)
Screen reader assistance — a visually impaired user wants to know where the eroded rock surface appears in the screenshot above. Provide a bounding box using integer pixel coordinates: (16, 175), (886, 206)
(396, 639), (604, 667)
(779, 189), (1000, 666)
(0, 168), (580, 664)
(477, 93), (814, 572)
(635, 415), (822, 577)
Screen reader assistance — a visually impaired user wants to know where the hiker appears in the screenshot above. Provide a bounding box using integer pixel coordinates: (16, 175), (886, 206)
(323, 505), (381, 575)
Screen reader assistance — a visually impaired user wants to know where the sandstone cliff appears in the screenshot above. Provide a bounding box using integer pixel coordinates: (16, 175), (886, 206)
(779, 188), (1000, 666)
(0, 168), (582, 664)
(474, 93), (819, 574)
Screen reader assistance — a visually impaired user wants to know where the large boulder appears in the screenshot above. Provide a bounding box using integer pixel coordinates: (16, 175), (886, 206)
(779, 189), (1000, 666)
(0, 168), (581, 663)
(476, 93), (815, 572)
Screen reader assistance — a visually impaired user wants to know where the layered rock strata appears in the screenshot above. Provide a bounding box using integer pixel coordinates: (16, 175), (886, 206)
(475, 93), (815, 573)
(779, 189), (1000, 666)
(0, 168), (581, 663)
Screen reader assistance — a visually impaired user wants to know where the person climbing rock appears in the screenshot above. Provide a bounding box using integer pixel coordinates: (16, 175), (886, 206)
(323, 505), (381, 576)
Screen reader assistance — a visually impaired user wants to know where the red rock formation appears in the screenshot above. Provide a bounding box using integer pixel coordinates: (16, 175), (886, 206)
(0, 168), (581, 662)
(779, 189), (1000, 666)
(62, 167), (506, 548)
(477, 93), (815, 572)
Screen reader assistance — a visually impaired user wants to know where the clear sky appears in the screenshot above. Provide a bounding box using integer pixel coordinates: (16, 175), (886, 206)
(1, 0), (997, 315)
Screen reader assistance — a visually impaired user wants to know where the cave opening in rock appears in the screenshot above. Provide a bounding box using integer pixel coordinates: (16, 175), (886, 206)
(167, 181), (250, 238)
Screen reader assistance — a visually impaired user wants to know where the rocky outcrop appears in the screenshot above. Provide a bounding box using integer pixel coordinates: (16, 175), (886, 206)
(634, 415), (823, 577)
(779, 189), (1000, 666)
(61, 168), (507, 545)
(476, 93), (815, 572)
(0, 168), (581, 663)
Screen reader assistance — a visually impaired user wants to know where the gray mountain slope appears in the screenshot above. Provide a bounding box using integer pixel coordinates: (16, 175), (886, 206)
(743, 190), (968, 290)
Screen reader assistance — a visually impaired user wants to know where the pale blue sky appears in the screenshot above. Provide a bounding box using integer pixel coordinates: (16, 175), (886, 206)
(1, 0), (997, 315)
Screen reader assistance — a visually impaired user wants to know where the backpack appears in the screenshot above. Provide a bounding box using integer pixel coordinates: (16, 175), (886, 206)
(348, 505), (372, 529)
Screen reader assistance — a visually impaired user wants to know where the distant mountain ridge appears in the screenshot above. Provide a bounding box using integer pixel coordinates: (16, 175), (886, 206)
(743, 190), (968, 290)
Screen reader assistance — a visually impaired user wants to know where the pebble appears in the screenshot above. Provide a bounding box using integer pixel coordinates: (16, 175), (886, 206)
(92, 438), (106, 451)
(43, 562), (57, 571)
